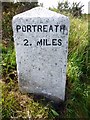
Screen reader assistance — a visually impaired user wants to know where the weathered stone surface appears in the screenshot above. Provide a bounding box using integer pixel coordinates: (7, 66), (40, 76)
(12, 7), (70, 101)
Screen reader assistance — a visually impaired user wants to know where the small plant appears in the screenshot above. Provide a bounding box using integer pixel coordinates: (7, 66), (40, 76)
(1, 44), (16, 76)
(57, 1), (84, 17)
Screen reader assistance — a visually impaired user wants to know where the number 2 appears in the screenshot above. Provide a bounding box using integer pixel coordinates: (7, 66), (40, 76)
(23, 39), (29, 46)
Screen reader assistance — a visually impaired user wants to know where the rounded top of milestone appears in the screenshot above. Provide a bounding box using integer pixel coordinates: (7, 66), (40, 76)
(13, 7), (69, 19)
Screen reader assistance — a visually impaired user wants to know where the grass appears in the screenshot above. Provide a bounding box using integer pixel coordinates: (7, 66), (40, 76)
(0, 10), (89, 119)
(66, 15), (89, 118)
(2, 81), (49, 119)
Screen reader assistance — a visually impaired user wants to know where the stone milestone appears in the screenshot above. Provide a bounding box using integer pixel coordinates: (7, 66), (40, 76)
(12, 7), (70, 101)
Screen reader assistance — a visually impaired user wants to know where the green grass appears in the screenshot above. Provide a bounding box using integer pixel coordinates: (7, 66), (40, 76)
(0, 12), (89, 119)
(66, 16), (89, 118)
(2, 82), (49, 119)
